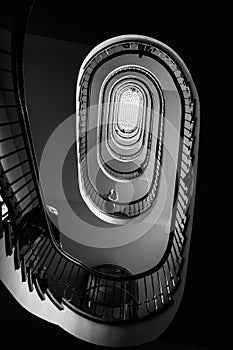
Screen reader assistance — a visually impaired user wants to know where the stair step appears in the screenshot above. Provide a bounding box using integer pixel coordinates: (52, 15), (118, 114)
(0, 105), (16, 109)
(0, 133), (22, 143)
(0, 87), (13, 91)
(0, 67), (11, 73)
(0, 48), (11, 56)
(0, 24), (12, 33)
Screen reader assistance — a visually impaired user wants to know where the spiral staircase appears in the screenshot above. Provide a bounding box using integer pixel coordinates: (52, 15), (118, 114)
(0, 1), (200, 347)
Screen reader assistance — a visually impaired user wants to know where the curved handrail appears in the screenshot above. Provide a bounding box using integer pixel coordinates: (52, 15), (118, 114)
(8, 0), (195, 285)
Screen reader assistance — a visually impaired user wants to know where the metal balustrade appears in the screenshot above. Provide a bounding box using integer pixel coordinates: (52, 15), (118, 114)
(0, 1), (198, 325)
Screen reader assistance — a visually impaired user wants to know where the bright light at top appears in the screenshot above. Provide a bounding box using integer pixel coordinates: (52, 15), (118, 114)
(117, 87), (142, 133)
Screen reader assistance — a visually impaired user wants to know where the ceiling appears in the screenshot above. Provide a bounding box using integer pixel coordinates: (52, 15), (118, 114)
(26, 1), (199, 48)
(25, 0), (231, 93)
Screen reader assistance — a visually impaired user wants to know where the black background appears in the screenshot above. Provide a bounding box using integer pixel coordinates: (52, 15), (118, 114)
(0, 1), (231, 349)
